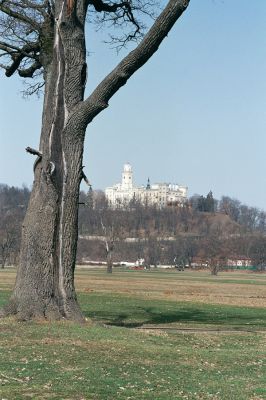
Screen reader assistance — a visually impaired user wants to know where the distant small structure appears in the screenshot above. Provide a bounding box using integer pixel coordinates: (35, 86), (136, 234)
(191, 257), (209, 269)
(227, 257), (252, 268)
(105, 163), (188, 208)
(191, 256), (254, 270)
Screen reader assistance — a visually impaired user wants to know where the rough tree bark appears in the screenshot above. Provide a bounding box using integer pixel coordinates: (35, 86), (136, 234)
(0, 0), (190, 321)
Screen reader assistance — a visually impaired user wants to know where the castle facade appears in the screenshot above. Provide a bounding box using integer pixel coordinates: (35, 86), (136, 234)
(105, 163), (188, 208)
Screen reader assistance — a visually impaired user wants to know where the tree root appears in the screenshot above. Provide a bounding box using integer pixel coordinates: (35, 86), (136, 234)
(0, 296), (85, 323)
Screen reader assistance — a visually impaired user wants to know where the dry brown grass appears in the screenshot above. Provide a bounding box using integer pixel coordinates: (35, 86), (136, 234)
(1, 267), (266, 308)
(76, 269), (266, 308)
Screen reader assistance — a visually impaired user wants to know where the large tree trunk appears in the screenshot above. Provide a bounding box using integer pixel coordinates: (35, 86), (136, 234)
(1, 2), (87, 321)
(0, 0), (190, 321)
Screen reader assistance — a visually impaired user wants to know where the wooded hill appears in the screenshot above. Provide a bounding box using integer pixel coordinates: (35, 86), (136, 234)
(1, 184), (266, 269)
(77, 190), (266, 269)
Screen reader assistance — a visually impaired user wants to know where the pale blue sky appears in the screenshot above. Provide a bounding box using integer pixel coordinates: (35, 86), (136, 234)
(1, 0), (266, 209)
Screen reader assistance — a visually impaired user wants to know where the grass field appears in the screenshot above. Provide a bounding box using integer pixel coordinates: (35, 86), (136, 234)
(0, 268), (265, 400)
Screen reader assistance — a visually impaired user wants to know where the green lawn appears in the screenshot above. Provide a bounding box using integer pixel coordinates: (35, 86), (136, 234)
(78, 291), (266, 331)
(0, 269), (265, 400)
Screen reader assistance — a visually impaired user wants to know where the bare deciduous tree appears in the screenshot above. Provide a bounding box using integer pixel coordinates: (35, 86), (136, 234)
(0, 225), (15, 269)
(0, 212), (20, 268)
(0, 0), (190, 321)
(100, 216), (116, 274)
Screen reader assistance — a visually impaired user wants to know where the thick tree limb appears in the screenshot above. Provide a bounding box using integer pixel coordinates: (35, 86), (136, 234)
(89, 0), (135, 13)
(80, 0), (190, 124)
(25, 146), (42, 157)
(0, 41), (39, 58)
(0, 38), (41, 77)
(5, 54), (24, 77)
(26, 147), (43, 172)
(18, 60), (42, 77)
(0, 42), (16, 54)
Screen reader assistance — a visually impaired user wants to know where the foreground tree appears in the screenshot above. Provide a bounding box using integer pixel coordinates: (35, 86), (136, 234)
(0, 0), (190, 321)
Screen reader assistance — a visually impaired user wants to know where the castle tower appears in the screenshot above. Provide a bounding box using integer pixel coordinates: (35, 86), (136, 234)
(121, 163), (133, 190)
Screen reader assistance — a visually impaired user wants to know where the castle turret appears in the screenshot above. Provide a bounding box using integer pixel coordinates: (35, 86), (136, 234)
(121, 163), (133, 190)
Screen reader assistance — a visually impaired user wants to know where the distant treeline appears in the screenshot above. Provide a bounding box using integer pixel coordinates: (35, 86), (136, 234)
(1, 184), (266, 271)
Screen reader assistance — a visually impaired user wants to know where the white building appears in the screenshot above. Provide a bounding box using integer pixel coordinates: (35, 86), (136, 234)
(105, 163), (188, 208)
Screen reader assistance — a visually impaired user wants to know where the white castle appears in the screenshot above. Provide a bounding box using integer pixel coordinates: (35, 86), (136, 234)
(105, 163), (188, 208)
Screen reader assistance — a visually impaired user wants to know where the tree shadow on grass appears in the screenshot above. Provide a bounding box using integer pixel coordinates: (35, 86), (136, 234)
(83, 305), (266, 329)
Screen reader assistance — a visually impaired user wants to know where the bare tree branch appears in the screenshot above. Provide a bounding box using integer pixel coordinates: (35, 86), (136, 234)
(11, 0), (50, 18)
(3, 41), (40, 76)
(0, 1), (40, 30)
(0, 1), (52, 80)
(80, 0), (189, 124)
(21, 77), (45, 97)
(81, 169), (91, 186)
